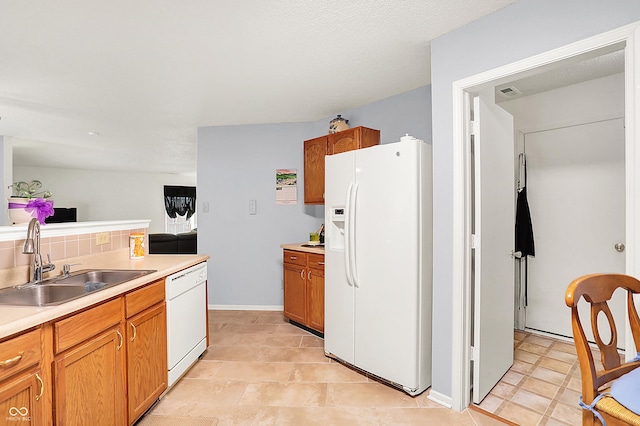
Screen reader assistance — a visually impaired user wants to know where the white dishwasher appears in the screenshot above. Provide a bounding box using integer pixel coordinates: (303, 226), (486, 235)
(166, 262), (208, 387)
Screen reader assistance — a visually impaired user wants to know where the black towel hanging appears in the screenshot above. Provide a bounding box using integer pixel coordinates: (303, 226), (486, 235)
(515, 152), (534, 307)
(515, 187), (535, 257)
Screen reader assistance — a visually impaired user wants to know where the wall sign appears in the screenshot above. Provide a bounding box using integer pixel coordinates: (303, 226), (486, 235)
(276, 169), (297, 205)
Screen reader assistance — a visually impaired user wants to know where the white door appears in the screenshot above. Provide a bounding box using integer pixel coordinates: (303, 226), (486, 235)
(472, 91), (515, 404)
(524, 118), (626, 343)
(353, 141), (421, 390)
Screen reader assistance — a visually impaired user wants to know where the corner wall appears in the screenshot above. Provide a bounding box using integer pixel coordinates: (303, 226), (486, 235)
(430, 0), (640, 404)
(197, 86), (432, 308)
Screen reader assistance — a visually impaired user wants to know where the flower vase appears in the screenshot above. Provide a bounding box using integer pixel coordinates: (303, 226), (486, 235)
(7, 197), (54, 225)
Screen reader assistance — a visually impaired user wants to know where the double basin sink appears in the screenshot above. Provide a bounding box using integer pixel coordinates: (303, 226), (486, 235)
(0, 269), (156, 307)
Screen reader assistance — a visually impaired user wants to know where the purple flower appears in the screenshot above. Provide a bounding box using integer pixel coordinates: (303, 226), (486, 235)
(25, 198), (55, 224)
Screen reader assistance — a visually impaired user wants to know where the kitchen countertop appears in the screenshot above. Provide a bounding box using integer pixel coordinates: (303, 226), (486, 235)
(0, 253), (209, 339)
(280, 243), (325, 255)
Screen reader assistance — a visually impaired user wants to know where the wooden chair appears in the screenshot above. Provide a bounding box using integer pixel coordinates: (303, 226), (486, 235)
(565, 273), (640, 425)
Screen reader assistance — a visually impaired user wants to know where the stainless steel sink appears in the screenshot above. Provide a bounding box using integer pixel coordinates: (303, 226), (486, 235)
(0, 269), (156, 307)
(51, 269), (156, 286)
(0, 284), (89, 306)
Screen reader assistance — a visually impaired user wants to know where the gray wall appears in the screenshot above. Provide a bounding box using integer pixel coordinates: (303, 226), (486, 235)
(430, 0), (640, 401)
(197, 86), (431, 308)
(340, 85), (432, 145)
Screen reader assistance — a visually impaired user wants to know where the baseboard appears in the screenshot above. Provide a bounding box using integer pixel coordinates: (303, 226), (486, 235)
(208, 304), (283, 311)
(427, 389), (453, 409)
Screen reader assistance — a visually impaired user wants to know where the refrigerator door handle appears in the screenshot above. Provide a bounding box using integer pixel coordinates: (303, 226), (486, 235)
(351, 182), (360, 288)
(344, 182), (354, 287)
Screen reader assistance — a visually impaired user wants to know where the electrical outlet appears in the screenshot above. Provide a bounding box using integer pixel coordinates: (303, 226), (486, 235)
(96, 232), (110, 245)
(249, 199), (257, 215)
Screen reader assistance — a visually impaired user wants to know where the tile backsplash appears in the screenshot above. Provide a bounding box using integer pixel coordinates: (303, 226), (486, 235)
(0, 228), (148, 270)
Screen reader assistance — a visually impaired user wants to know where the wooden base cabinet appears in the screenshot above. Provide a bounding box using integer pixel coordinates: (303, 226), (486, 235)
(54, 326), (126, 426)
(53, 298), (126, 426)
(306, 254), (325, 333)
(283, 252), (307, 324)
(283, 250), (324, 334)
(0, 327), (46, 426)
(52, 279), (168, 426)
(125, 280), (167, 425)
(0, 368), (44, 426)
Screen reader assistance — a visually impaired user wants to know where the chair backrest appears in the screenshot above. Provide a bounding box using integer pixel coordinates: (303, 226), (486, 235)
(565, 273), (640, 403)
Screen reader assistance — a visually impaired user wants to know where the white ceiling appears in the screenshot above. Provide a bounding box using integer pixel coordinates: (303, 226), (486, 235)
(496, 49), (625, 102)
(0, 0), (517, 175)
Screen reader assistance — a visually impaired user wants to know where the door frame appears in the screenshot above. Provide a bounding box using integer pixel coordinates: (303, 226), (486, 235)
(450, 22), (640, 411)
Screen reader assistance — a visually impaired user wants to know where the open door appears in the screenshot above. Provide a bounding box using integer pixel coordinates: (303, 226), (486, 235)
(471, 89), (515, 404)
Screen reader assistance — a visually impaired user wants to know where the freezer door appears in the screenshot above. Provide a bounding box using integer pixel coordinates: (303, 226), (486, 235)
(324, 150), (356, 364)
(352, 141), (423, 389)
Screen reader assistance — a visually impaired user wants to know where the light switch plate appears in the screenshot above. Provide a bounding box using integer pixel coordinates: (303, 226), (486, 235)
(96, 232), (110, 245)
(249, 199), (257, 215)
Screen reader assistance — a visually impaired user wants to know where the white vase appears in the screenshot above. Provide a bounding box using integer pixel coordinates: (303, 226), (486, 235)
(7, 197), (36, 225)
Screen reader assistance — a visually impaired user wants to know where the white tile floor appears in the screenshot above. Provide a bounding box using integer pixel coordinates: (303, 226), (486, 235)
(474, 330), (584, 426)
(137, 310), (510, 425)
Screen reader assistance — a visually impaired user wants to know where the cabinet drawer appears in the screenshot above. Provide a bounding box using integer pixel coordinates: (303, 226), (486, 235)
(125, 279), (165, 318)
(308, 254), (325, 270)
(0, 328), (41, 382)
(283, 250), (306, 267)
(54, 298), (123, 354)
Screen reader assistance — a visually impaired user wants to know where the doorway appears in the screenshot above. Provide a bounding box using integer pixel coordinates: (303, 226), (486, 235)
(497, 70), (627, 345)
(450, 23), (640, 411)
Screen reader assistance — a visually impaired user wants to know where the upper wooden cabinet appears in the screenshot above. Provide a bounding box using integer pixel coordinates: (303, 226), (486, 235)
(327, 126), (380, 155)
(304, 126), (380, 204)
(304, 136), (328, 204)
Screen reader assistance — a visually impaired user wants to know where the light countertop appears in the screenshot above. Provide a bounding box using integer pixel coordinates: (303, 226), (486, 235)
(280, 243), (325, 255)
(0, 253), (209, 339)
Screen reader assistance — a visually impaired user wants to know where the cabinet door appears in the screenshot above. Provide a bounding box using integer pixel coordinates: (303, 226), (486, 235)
(328, 127), (380, 155)
(307, 267), (325, 333)
(0, 368), (44, 425)
(304, 136), (327, 204)
(328, 128), (358, 155)
(127, 303), (167, 425)
(283, 264), (306, 324)
(54, 326), (126, 426)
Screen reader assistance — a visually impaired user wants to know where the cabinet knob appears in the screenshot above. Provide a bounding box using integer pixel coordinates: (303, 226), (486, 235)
(290, 256), (297, 260)
(300, 269), (305, 280)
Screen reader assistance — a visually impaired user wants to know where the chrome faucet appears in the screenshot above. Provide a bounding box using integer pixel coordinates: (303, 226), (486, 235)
(22, 218), (55, 283)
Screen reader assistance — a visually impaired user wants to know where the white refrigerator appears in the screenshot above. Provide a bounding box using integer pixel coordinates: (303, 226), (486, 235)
(324, 137), (432, 396)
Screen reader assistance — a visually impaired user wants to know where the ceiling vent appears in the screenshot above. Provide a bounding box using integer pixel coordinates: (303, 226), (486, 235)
(498, 86), (522, 97)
